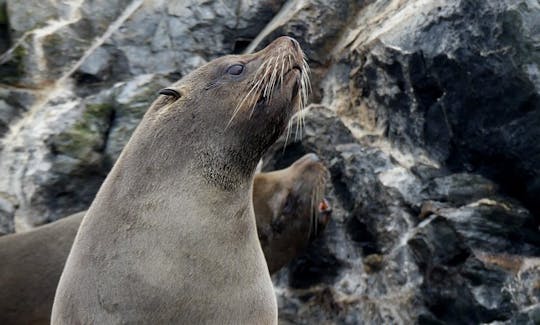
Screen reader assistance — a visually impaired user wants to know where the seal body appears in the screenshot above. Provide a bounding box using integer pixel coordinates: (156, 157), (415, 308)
(0, 212), (83, 325)
(52, 36), (308, 324)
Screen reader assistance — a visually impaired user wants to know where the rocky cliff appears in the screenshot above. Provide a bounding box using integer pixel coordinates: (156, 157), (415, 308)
(1, 0), (539, 323)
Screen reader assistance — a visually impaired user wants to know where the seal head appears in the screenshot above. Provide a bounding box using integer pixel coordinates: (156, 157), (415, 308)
(149, 36), (309, 191)
(255, 153), (331, 273)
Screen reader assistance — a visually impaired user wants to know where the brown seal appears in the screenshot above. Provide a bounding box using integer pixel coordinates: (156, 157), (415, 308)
(255, 153), (331, 273)
(0, 212), (84, 325)
(52, 36), (309, 324)
(0, 156), (331, 324)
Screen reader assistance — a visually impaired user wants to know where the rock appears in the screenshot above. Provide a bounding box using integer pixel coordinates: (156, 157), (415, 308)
(5, 0), (59, 37)
(0, 0), (8, 53)
(265, 106), (537, 324)
(77, 47), (111, 77)
(1, 90), (115, 231)
(423, 173), (499, 206)
(337, 0), (540, 218)
(496, 258), (540, 324)
(0, 193), (16, 235)
(437, 199), (540, 255)
(0, 88), (38, 138)
(104, 73), (172, 163)
(0, 99), (15, 135)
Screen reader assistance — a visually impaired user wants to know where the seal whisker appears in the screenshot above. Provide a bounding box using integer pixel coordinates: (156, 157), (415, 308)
(294, 110), (302, 141)
(262, 57), (276, 99)
(282, 119), (294, 153)
(279, 53), (286, 92)
(245, 79), (266, 120)
(248, 80), (267, 119)
(268, 56), (281, 101)
(228, 76), (264, 127)
(309, 189), (317, 239)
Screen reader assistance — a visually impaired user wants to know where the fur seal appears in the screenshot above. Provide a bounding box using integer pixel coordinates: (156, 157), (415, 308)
(0, 156), (331, 324)
(0, 212), (84, 325)
(52, 36), (309, 324)
(255, 153), (331, 273)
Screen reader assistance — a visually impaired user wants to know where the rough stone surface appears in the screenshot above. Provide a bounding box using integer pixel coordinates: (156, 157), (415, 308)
(266, 107), (539, 324)
(0, 0), (539, 323)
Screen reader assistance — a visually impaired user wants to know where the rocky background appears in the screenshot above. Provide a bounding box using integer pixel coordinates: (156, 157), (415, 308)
(1, 0), (539, 323)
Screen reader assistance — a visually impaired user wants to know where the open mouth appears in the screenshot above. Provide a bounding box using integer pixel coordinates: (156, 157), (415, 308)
(287, 65), (302, 99)
(286, 64), (302, 75)
(257, 65), (302, 104)
(291, 78), (300, 99)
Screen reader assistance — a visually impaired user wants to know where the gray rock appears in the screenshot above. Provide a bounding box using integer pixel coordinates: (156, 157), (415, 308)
(0, 86), (38, 137)
(338, 0), (540, 217)
(75, 46), (111, 77)
(105, 73), (171, 163)
(263, 106), (536, 324)
(0, 0), (8, 53)
(0, 99), (15, 135)
(5, 0), (59, 36)
(0, 193), (16, 235)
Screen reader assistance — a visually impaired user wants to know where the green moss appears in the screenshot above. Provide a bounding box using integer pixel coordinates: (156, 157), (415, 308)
(12, 44), (26, 63)
(54, 130), (99, 161)
(51, 103), (114, 162)
(0, 44), (27, 83)
(43, 33), (63, 51)
(85, 103), (114, 121)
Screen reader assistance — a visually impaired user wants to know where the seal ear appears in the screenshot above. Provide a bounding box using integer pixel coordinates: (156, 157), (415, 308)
(158, 88), (181, 99)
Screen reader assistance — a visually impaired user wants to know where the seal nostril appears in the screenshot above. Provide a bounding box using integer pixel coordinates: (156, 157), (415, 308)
(290, 38), (299, 50)
(291, 79), (300, 98)
(305, 153), (320, 162)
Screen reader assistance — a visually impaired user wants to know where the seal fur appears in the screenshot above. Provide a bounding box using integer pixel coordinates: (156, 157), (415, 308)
(0, 212), (84, 325)
(51, 36), (308, 324)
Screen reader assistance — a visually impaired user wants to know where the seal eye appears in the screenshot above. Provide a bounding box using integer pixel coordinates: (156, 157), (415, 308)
(158, 88), (181, 99)
(227, 64), (244, 76)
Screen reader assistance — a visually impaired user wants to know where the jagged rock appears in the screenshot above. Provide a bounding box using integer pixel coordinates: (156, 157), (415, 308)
(0, 0), (8, 53)
(0, 88), (39, 139)
(104, 73), (172, 163)
(5, 0), (59, 37)
(336, 0), (540, 218)
(0, 193), (16, 235)
(264, 106), (537, 324)
(0, 91), (115, 231)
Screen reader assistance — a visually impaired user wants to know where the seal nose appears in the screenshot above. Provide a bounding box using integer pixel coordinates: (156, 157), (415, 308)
(304, 153), (320, 162)
(272, 36), (301, 51)
(292, 153), (321, 169)
(289, 38), (299, 50)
